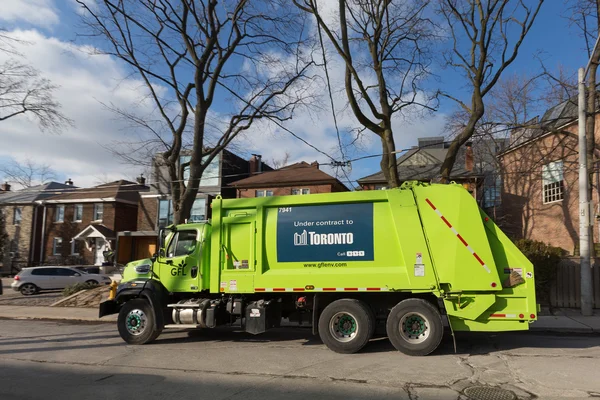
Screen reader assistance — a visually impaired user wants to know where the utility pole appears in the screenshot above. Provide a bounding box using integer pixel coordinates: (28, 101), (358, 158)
(578, 67), (594, 316)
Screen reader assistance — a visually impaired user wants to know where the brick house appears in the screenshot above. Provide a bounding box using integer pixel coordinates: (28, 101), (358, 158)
(0, 181), (77, 274)
(118, 150), (271, 264)
(41, 180), (148, 266)
(357, 137), (508, 208)
(230, 161), (349, 198)
(498, 98), (600, 254)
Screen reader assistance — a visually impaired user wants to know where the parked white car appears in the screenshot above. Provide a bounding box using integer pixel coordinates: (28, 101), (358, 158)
(11, 266), (112, 295)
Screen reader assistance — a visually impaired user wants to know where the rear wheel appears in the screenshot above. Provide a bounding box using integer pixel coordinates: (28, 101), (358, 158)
(318, 299), (374, 354)
(117, 299), (162, 345)
(20, 283), (38, 296)
(386, 298), (443, 356)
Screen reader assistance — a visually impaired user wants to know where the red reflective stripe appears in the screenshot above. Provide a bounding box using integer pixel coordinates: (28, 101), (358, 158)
(473, 253), (485, 266)
(490, 314), (506, 317)
(273, 288), (285, 292)
(456, 234), (468, 247)
(366, 288), (380, 291)
(425, 198), (436, 210)
(344, 288), (358, 291)
(293, 288), (305, 292)
(323, 288), (336, 291)
(255, 288), (265, 291)
(440, 216), (452, 228)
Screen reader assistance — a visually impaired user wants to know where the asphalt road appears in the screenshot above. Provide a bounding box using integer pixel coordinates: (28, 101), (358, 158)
(0, 320), (598, 400)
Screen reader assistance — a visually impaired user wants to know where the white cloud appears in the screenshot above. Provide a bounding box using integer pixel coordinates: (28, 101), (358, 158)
(0, 29), (158, 187)
(0, 0), (59, 28)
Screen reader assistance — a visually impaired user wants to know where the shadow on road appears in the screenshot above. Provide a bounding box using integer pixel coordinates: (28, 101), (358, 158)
(0, 361), (418, 400)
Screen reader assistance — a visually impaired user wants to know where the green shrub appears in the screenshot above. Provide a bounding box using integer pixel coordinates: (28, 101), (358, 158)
(62, 282), (99, 297)
(514, 239), (564, 304)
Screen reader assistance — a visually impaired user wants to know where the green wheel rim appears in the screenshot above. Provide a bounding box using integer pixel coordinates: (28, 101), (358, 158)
(399, 312), (430, 344)
(125, 309), (147, 336)
(329, 311), (359, 343)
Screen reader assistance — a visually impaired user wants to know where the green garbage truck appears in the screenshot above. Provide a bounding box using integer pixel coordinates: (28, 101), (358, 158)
(100, 182), (537, 356)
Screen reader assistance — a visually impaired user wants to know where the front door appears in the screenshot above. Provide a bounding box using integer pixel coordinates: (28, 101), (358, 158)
(158, 229), (201, 292)
(94, 238), (105, 265)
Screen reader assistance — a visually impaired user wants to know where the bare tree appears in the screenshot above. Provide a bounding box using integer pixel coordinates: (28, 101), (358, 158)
(294, 0), (436, 188)
(0, 159), (56, 188)
(0, 209), (8, 262)
(77, 0), (316, 223)
(0, 30), (72, 132)
(437, 0), (544, 182)
(269, 151), (291, 169)
(565, 0), (600, 191)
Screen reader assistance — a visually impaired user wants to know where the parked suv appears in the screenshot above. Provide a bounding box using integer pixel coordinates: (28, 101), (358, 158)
(11, 266), (112, 295)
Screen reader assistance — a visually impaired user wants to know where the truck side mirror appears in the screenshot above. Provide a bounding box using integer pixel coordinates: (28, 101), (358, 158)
(151, 253), (158, 263)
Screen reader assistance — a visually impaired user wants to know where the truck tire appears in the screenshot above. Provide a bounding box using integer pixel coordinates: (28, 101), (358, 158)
(318, 299), (375, 354)
(386, 298), (443, 356)
(117, 299), (162, 345)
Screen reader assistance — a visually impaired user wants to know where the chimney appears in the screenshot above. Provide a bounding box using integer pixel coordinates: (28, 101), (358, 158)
(136, 174), (146, 185)
(465, 142), (474, 172)
(249, 154), (262, 174)
(311, 161), (319, 169)
(1, 182), (10, 191)
(65, 178), (74, 186)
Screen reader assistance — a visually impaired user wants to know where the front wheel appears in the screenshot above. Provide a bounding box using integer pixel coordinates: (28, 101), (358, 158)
(117, 299), (162, 345)
(386, 298), (443, 356)
(318, 299), (375, 354)
(85, 280), (99, 285)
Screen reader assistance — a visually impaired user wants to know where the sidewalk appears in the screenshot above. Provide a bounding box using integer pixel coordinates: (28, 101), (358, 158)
(532, 309), (600, 333)
(0, 305), (117, 323)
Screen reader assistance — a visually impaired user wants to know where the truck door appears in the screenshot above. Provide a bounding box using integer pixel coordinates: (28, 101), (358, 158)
(159, 229), (202, 292)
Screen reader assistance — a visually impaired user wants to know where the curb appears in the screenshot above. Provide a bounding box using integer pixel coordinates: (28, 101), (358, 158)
(0, 316), (117, 324)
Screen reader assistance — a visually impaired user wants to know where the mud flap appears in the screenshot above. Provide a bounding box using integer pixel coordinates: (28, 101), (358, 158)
(99, 300), (118, 318)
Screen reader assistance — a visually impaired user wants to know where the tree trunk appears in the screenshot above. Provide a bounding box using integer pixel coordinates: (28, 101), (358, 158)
(380, 128), (400, 188)
(440, 98), (485, 183)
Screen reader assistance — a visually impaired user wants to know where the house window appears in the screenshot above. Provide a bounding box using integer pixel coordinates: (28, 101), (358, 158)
(483, 176), (502, 208)
(180, 155), (220, 187)
(13, 207), (22, 225)
(73, 204), (83, 222)
(53, 238), (63, 256)
(93, 203), (103, 221)
(189, 198), (206, 222)
(542, 160), (564, 204)
(255, 190), (273, 197)
(158, 199), (174, 228)
(71, 240), (81, 256)
(55, 205), (65, 223)
(292, 188), (310, 195)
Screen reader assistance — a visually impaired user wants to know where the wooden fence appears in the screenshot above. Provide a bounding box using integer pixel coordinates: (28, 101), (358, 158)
(549, 257), (600, 308)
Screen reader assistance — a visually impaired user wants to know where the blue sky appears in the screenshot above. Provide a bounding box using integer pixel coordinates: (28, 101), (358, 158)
(0, 0), (592, 189)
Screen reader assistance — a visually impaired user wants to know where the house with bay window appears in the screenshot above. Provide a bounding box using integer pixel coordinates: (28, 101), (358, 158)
(117, 150), (271, 264)
(498, 96), (600, 254)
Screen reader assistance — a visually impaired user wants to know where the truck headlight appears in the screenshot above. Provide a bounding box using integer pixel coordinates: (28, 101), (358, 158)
(135, 264), (151, 274)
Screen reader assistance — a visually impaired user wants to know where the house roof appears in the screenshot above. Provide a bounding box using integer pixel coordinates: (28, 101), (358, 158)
(229, 162), (345, 188)
(503, 98), (578, 154)
(0, 182), (77, 204)
(44, 180), (149, 204)
(358, 145), (485, 184)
